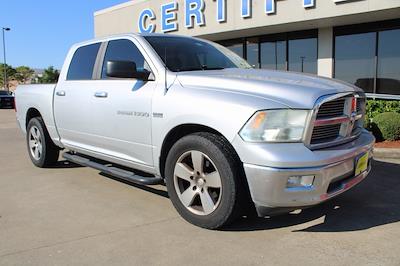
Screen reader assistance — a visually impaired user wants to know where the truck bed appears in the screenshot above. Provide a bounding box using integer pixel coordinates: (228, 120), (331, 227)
(15, 84), (59, 143)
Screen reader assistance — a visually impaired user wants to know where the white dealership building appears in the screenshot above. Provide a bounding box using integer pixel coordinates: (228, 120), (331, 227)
(94, 0), (400, 99)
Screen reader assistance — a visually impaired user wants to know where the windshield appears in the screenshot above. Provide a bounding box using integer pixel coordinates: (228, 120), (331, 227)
(144, 36), (251, 72)
(0, 91), (12, 96)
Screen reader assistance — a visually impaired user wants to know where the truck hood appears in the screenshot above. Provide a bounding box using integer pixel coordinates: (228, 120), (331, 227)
(176, 68), (359, 109)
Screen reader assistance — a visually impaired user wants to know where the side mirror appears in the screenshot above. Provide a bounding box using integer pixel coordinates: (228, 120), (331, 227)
(106, 60), (150, 80)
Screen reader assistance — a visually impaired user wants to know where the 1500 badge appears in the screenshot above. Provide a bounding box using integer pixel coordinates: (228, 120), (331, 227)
(117, 111), (150, 117)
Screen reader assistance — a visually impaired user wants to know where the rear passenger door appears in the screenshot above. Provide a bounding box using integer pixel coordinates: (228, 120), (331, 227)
(54, 42), (103, 151)
(54, 38), (157, 167)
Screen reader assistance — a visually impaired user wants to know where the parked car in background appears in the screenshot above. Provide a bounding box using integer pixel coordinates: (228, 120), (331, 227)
(0, 90), (14, 109)
(15, 34), (375, 229)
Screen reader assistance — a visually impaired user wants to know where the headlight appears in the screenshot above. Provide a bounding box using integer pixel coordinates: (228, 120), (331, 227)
(239, 109), (310, 142)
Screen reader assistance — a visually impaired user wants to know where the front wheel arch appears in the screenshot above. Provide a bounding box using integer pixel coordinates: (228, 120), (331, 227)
(164, 132), (255, 229)
(160, 124), (230, 178)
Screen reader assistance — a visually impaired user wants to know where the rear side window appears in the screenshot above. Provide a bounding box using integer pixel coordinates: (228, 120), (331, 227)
(101, 39), (148, 79)
(67, 43), (101, 80)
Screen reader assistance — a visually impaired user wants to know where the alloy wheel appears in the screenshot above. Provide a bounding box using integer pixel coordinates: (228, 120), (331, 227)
(28, 126), (42, 160)
(173, 150), (222, 216)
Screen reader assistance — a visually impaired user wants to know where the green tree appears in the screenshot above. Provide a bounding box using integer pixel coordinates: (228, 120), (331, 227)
(15, 66), (35, 84)
(38, 66), (60, 84)
(0, 64), (17, 89)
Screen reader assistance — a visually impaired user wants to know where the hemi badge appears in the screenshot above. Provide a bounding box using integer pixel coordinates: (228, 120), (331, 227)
(153, 113), (164, 118)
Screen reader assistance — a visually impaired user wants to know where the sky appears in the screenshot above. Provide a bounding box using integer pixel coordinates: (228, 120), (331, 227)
(0, 0), (129, 69)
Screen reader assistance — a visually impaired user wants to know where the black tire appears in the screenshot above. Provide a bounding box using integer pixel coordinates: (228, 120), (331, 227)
(165, 132), (245, 229)
(26, 117), (60, 168)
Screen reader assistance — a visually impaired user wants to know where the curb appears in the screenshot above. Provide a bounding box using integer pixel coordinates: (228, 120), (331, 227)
(373, 148), (400, 159)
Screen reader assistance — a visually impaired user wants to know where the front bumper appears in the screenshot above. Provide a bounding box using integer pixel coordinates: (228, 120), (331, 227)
(234, 130), (375, 217)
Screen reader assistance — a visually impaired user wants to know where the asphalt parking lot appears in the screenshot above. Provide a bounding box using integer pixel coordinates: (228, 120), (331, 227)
(1, 109), (400, 266)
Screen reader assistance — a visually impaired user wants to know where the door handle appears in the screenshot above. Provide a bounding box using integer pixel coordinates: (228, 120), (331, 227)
(56, 91), (66, 96)
(94, 91), (108, 98)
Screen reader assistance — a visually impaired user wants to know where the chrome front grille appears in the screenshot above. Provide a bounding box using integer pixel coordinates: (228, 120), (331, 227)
(311, 124), (341, 145)
(307, 93), (365, 149)
(316, 98), (346, 119)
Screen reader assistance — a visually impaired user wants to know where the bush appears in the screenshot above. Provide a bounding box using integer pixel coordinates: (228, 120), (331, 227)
(366, 100), (400, 119)
(364, 114), (372, 130)
(372, 112), (400, 141)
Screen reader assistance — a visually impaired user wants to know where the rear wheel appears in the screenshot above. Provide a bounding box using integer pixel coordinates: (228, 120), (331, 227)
(27, 117), (59, 168)
(165, 132), (244, 229)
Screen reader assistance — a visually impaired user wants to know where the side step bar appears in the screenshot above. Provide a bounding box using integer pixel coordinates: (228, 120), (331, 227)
(63, 153), (163, 186)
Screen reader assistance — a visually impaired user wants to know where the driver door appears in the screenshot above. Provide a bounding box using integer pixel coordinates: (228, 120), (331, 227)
(87, 38), (156, 166)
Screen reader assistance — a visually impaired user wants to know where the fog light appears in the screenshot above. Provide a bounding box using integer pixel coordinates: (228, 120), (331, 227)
(286, 175), (315, 188)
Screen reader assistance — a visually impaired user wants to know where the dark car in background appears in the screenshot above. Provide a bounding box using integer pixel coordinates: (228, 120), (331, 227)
(0, 90), (15, 109)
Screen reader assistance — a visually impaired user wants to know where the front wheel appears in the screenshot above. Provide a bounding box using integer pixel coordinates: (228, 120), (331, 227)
(165, 133), (244, 229)
(26, 117), (60, 168)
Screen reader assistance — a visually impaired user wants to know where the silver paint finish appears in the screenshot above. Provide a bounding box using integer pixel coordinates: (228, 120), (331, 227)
(15, 33), (375, 211)
(232, 130), (374, 168)
(243, 151), (373, 209)
(175, 68), (359, 109)
(15, 84), (63, 148)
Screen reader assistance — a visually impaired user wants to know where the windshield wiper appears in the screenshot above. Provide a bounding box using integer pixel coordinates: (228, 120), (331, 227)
(201, 66), (225, 70)
(175, 66), (226, 72)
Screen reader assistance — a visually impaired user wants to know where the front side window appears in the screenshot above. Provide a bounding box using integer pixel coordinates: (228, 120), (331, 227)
(101, 39), (149, 79)
(145, 36), (251, 72)
(67, 43), (100, 80)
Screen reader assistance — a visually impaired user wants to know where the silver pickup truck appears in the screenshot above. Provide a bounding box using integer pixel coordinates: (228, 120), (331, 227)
(16, 33), (375, 229)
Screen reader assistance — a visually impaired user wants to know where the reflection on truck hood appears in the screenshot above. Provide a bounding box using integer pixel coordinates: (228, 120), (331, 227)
(177, 68), (359, 109)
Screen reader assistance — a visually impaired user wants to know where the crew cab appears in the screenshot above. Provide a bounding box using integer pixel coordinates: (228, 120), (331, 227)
(15, 34), (375, 229)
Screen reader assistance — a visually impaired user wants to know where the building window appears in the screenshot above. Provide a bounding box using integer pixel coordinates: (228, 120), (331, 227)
(220, 30), (317, 74)
(219, 39), (244, 58)
(334, 20), (400, 95)
(246, 38), (259, 68)
(260, 39), (286, 71)
(288, 38), (317, 74)
(334, 32), (376, 93)
(377, 29), (400, 95)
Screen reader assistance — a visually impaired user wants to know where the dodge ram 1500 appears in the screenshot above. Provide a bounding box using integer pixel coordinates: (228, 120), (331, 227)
(16, 34), (375, 229)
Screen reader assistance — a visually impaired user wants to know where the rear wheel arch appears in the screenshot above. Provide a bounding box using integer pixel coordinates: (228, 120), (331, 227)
(26, 117), (60, 167)
(26, 108), (42, 129)
(25, 107), (61, 151)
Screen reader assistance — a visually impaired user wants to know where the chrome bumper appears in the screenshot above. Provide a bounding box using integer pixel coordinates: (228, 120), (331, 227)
(239, 131), (375, 217)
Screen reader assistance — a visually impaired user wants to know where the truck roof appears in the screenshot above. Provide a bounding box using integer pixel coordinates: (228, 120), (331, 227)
(72, 33), (196, 49)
